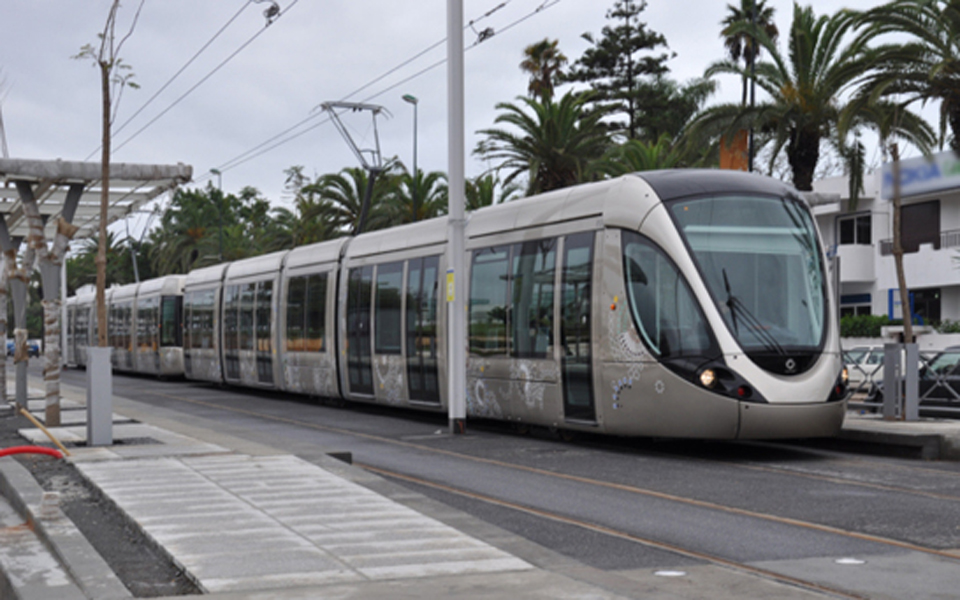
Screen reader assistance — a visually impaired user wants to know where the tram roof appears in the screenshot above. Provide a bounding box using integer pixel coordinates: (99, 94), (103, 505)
(633, 169), (803, 203)
(0, 158), (192, 240)
(138, 274), (184, 297)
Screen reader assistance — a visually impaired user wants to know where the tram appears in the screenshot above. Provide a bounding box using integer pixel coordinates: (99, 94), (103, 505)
(65, 170), (848, 439)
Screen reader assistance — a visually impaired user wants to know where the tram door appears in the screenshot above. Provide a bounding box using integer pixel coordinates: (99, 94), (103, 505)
(561, 231), (596, 422)
(406, 256), (440, 403)
(347, 266), (374, 395)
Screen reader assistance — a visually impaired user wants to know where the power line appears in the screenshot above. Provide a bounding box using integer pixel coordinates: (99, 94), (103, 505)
(203, 0), (560, 182)
(112, 0), (300, 156)
(85, 1), (256, 161)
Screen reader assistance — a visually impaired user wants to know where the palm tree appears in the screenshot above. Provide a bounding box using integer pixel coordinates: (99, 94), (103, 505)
(475, 90), (610, 196)
(385, 168), (448, 224)
(305, 165), (399, 234)
(520, 38), (567, 102)
(720, 0), (779, 106)
(692, 5), (893, 190)
(595, 135), (691, 177)
(465, 174), (521, 210)
(148, 187), (224, 275)
(855, 0), (960, 151)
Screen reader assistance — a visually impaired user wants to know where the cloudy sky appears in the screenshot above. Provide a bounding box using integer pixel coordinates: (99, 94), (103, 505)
(1, 0), (889, 234)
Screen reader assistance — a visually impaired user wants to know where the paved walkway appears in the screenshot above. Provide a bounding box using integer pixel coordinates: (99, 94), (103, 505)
(79, 454), (530, 593)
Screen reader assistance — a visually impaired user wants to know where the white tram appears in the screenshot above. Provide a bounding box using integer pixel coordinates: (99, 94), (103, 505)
(65, 275), (185, 377)
(66, 171), (849, 439)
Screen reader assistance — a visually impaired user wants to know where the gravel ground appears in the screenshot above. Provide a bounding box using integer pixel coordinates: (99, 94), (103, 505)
(1, 407), (201, 597)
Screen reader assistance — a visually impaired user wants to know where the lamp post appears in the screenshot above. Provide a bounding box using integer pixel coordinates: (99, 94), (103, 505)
(210, 168), (223, 262)
(402, 94), (419, 222)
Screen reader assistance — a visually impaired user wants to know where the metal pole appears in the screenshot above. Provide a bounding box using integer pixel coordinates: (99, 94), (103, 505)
(61, 258), (67, 369)
(403, 94), (419, 223)
(748, 0), (756, 173)
(210, 168), (223, 262)
(447, 0), (467, 434)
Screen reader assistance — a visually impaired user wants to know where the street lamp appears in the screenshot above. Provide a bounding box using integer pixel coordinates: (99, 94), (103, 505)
(210, 168), (223, 262)
(402, 94), (419, 222)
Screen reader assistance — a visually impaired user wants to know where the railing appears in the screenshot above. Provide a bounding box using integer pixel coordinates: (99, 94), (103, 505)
(879, 228), (960, 256)
(847, 349), (960, 417)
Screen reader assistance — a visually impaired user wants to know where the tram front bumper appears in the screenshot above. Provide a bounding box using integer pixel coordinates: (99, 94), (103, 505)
(736, 398), (847, 440)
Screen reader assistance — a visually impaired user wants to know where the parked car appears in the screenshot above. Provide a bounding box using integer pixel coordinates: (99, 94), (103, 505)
(844, 346), (884, 390)
(5, 338), (42, 357)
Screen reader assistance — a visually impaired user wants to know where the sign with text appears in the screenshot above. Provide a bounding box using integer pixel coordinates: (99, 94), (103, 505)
(881, 150), (960, 199)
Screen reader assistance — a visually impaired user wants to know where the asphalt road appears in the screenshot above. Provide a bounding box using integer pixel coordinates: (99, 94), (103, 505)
(57, 366), (960, 599)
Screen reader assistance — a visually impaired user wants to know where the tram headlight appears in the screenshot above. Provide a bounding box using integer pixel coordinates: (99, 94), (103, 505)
(699, 368), (717, 389)
(841, 367), (849, 385)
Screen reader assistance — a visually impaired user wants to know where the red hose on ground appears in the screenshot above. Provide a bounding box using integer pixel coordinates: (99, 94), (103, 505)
(0, 446), (63, 459)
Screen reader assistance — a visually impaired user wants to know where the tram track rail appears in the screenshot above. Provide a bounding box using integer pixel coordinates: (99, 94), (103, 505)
(360, 462), (871, 600)
(131, 386), (960, 565)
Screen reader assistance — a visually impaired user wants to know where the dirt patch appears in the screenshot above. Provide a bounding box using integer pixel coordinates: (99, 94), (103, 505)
(2, 409), (201, 597)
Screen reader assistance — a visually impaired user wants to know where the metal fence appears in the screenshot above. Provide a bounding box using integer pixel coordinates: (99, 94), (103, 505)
(846, 345), (960, 418)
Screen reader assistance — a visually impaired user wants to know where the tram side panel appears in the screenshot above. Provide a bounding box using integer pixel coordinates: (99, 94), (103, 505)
(183, 263), (229, 384)
(278, 266), (339, 398)
(596, 222), (740, 439)
(337, 249), (446, 410)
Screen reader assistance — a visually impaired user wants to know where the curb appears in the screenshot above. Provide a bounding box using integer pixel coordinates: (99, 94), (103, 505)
(0, 458), (132, 600)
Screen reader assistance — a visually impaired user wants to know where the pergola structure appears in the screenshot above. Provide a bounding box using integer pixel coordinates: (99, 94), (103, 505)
(0, 158), (192, 425)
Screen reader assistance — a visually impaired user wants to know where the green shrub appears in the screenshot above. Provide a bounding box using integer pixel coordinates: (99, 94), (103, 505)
(840, 314), (893, 338)
(936, 320), (960, 334)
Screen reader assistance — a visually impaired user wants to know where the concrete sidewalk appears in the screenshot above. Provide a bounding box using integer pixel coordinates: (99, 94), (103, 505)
(3, 381), (960, 599)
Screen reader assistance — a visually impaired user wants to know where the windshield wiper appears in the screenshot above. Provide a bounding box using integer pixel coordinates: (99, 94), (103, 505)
(722, 268), (785, 356)
(723, 269), (739, 336)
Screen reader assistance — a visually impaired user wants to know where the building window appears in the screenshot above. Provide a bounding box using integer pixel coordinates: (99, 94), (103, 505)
(840, 293), (871, 317)
(901, 200), (940, 253)
(838, 213), (871, 245)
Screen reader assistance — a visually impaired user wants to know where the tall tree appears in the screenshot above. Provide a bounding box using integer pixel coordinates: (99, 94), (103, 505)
(633, 75), (717, 143)
(465, 174), (521, 210)
(385, 168), (449, 224)
(475, 91), (610, 196)
(520, 38), (568, 102)
(690, 4), (898, 190)
(304, 165), (400, 235)
(74, 0), (144, 347)
(564, 0), (673, 140)
(855, 0), (960, 152)
(721, 0), (779, 105)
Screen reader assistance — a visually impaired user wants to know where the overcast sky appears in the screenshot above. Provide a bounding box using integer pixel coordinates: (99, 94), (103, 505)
(1, 0), (889, 235)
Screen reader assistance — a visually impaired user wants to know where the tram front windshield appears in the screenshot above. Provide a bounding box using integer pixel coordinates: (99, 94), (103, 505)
(668, 194), (826, 356)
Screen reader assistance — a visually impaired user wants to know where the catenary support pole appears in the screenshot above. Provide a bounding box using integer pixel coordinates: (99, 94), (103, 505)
(446, 0), (467, 434)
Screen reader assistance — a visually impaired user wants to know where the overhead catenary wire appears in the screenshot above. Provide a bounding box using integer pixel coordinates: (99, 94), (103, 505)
(203, 0), (562, 181)
(111, 0), (300, 157)
(208, 0), (523, 178)
(84, 1), (256, 161)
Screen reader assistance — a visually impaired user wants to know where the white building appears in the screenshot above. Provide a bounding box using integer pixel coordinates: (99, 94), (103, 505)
(812, 150), (960, 325)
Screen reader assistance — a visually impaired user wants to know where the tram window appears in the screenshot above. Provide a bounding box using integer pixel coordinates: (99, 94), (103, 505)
(469, 246), (510, 356)
(305, 274), (327, 352)
(286, 277), (306, 352)
(161, 296), (182, 347)
(223, 285), (239, 351)
(511, 239), (555, 358)
(622, 231), (712, 358)
(191, 290), (216, 350)
(239, 283), (255, 351)
(375, 262), (403, 354)
(256, 281), (272, 353)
